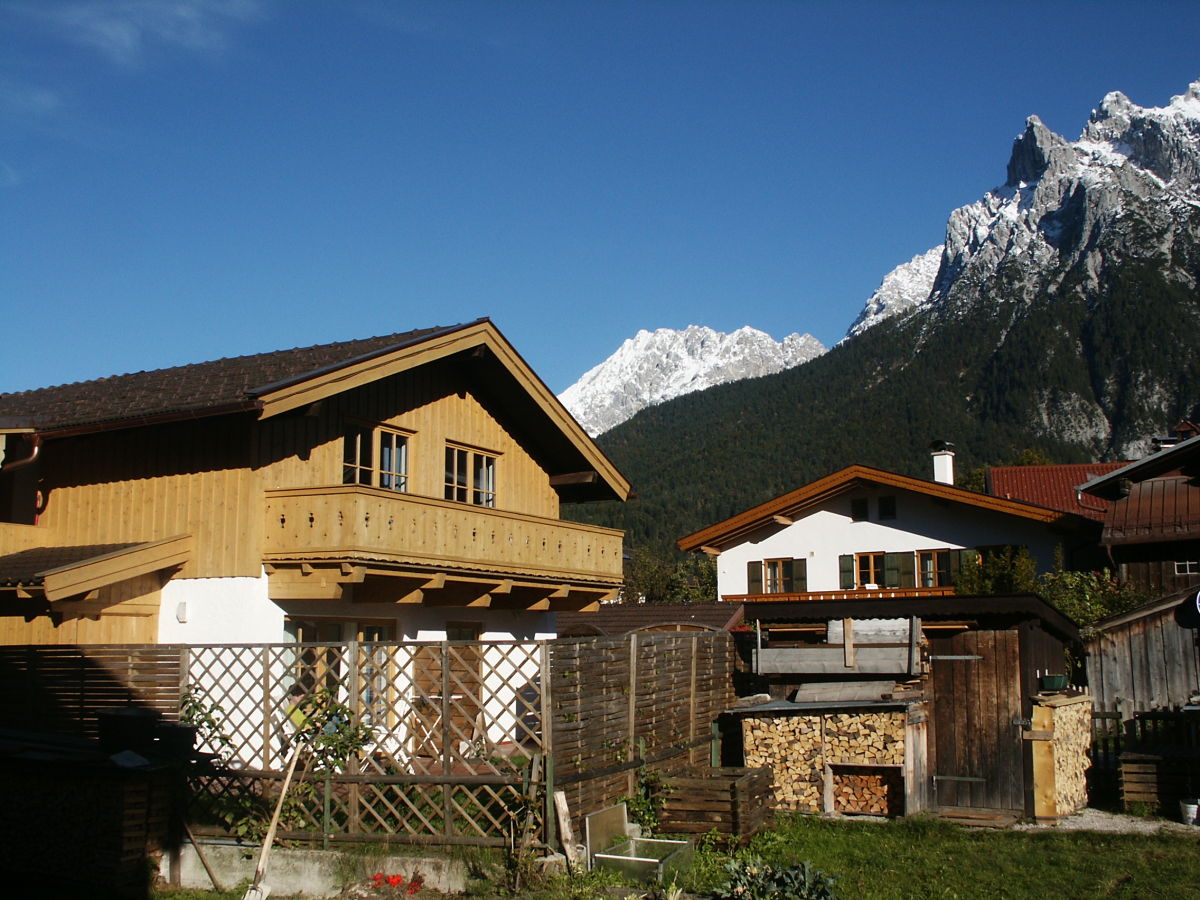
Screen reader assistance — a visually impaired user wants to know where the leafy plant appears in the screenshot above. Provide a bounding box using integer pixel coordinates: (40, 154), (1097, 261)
(179, 687), (234, 760)
(620, 766), (667, 835)
(715, 855), (839, 900)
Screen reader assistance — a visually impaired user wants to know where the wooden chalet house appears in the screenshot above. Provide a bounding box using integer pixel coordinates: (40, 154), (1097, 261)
(0, 319), (629, 646)
(1077, 430), (1200, 596)
(678, 448), (1093, 821)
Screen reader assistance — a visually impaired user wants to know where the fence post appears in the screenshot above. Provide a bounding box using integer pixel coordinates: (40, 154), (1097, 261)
(261, 646), (272, 769)
(347, 639), (361, 836)
(627, 633), (639, 794)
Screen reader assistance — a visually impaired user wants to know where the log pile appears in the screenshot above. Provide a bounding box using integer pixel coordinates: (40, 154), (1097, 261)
(742, 714), (823, 813)
(824, 712), (906, 766)
(831, 769), (902, 815)
(741, 711), (909, 815)
(1050, 698), (1092, 816)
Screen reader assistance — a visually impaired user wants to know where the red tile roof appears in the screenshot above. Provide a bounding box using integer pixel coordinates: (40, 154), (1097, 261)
(0, 321), (480, 433)
(987, 463), (1128, 521)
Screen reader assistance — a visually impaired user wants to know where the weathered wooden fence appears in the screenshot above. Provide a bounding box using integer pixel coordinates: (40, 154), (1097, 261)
(1085, 601), (1200, 718)
(0, 631), (736, 848)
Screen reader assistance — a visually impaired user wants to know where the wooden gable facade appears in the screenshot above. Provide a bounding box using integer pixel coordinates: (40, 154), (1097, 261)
(0, 319), (629, 645)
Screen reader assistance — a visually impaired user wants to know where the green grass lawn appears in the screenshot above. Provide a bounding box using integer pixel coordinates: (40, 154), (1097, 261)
(672, 813), (1200, 900)
(154, 813), (1200, 900)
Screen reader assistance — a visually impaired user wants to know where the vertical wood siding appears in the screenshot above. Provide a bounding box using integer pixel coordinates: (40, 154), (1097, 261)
(1086, 608), (1200, 717)
(31, 360), (571, 585)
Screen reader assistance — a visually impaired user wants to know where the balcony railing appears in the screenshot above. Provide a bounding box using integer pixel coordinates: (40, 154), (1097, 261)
(723, 586), (956, 603)
(263, 485), (623, 583)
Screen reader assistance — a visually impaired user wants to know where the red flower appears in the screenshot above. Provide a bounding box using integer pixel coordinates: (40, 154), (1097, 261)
(386, 874), (405, 887)
(372, 873), (384, 882)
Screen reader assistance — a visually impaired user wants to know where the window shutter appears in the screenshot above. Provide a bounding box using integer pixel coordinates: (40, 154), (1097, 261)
(884, 553), (902, 588)
(747, 561), (763, 594)
(793, 558), (808, 592)
(839, 555), (854, 589)
(897, 552), (916, 588)
(950, 548), (978, 584)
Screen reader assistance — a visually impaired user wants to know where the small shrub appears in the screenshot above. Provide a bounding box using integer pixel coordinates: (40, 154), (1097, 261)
(715, 854), (839, 900)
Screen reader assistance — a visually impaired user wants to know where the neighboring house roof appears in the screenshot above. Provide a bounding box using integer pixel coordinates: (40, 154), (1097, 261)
(1081, 432), (1200, 499)
(1101, 475), (1200, 545)
(678, 464), (1092, 552)
(0, 318), (629, 503)
(1089, 584), (1199, 632)
(987, 463), (1126, 522)
(556, 602), (744, 636)
(0, 536), (192, 602)
(742, 592), (1080, 643)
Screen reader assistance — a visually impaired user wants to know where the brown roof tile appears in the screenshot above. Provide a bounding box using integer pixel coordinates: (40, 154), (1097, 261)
(0, 544), (143, 586)
(0, 321), (481, 433)
(987, 463), (1128, 521)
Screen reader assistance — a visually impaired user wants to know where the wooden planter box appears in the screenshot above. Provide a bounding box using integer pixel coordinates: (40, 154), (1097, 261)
(658, 766), (773, 840)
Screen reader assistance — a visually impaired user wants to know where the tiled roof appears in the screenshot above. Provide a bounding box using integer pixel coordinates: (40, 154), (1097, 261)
(0, 544), (143, 587)
(0, 321), (478, 433)
(556, 602), (744, 636)
(987, 463), (1128, 521)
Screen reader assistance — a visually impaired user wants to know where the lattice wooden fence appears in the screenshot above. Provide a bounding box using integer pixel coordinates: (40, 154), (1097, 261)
(183, 640), (546, 846)
(1, 632), (736, 849)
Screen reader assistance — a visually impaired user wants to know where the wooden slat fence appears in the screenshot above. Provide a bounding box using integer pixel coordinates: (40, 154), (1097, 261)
(0, 631), (737, 849)
(1085, 605), (1200, 718)
(0, 644), (184, 738)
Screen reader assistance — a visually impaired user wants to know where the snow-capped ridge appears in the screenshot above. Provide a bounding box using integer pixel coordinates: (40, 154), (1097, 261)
(844, 79), (1200, 342)
(560, 325), (825, 436)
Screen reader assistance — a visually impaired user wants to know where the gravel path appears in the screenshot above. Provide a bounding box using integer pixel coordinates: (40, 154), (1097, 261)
(1014, 807), (1200, 835)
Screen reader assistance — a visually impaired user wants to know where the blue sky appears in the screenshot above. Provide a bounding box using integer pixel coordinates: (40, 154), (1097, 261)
(2, 1), (1199, 396)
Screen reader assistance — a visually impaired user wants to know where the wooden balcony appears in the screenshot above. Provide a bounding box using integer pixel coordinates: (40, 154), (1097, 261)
(263, 485), (623, 585)
(723, 586), (956, 603)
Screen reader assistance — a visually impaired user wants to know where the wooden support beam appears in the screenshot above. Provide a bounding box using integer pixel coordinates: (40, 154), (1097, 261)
(772, 515), (794, 526)
(700, 545), (721, 556)
(843, 618), (855, 668)
(549, 471), (599, 486)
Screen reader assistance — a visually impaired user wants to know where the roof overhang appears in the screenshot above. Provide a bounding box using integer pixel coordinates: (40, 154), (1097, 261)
(1080, 432), (1200, 499)
(679, 465), (1088, 552)
(1, 534), (192, 603)
(740, 592), (1080, 643)
(243, 320), (627, 503)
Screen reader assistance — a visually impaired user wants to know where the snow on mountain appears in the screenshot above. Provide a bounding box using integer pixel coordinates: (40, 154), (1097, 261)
(844, 79), (1200, 341)
(559, 325), (825, 436)
(844, 246), (943, 340)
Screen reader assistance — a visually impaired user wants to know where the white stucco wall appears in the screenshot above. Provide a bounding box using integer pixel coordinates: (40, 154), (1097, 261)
(158, 571), (285, 644)
(717, 487), (1064, 596)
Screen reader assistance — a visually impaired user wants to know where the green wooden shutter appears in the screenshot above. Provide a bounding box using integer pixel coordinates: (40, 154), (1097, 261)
(793, 558), (808, 592)
(839, 554), (854, 589)
(950, 548), (978, 584)
(883, 553), (902, 588)
(897, 552), (916, 588)
(747, 561), (763, 594)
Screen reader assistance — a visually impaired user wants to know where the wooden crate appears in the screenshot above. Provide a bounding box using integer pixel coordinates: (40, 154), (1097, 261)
(658, 766), (773, 840)
(1119, 751), (1200, 814)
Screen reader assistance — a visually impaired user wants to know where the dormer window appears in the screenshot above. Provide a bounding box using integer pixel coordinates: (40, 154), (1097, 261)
(343, 424), (409, 491)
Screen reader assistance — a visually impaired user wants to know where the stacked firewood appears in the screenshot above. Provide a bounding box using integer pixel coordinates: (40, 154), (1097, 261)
(742, 714), (823, 812)
(823, 712), (906, 766)
(831, 771), (896, 815)
(741, 711), (908, 814)
(1050, 699), (1092, 815)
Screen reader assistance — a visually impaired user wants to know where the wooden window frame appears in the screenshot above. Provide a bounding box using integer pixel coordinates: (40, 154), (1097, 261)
(343, 422), (411, 492)
(1175, 560), (1200, 576)
(749, 558), (807, 594)
(444, 443), (497, 508)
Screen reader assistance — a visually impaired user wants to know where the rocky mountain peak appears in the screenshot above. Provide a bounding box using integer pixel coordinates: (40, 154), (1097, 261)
(559, 325), (825, 436)
(1006, 115), (1073, 186)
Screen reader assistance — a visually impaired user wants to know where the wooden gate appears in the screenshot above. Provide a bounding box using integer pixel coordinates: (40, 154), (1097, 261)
(929, 629), (1025, 813)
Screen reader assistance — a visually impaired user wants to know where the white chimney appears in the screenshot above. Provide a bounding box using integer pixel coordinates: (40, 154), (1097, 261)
(930, 440), (955, 485)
